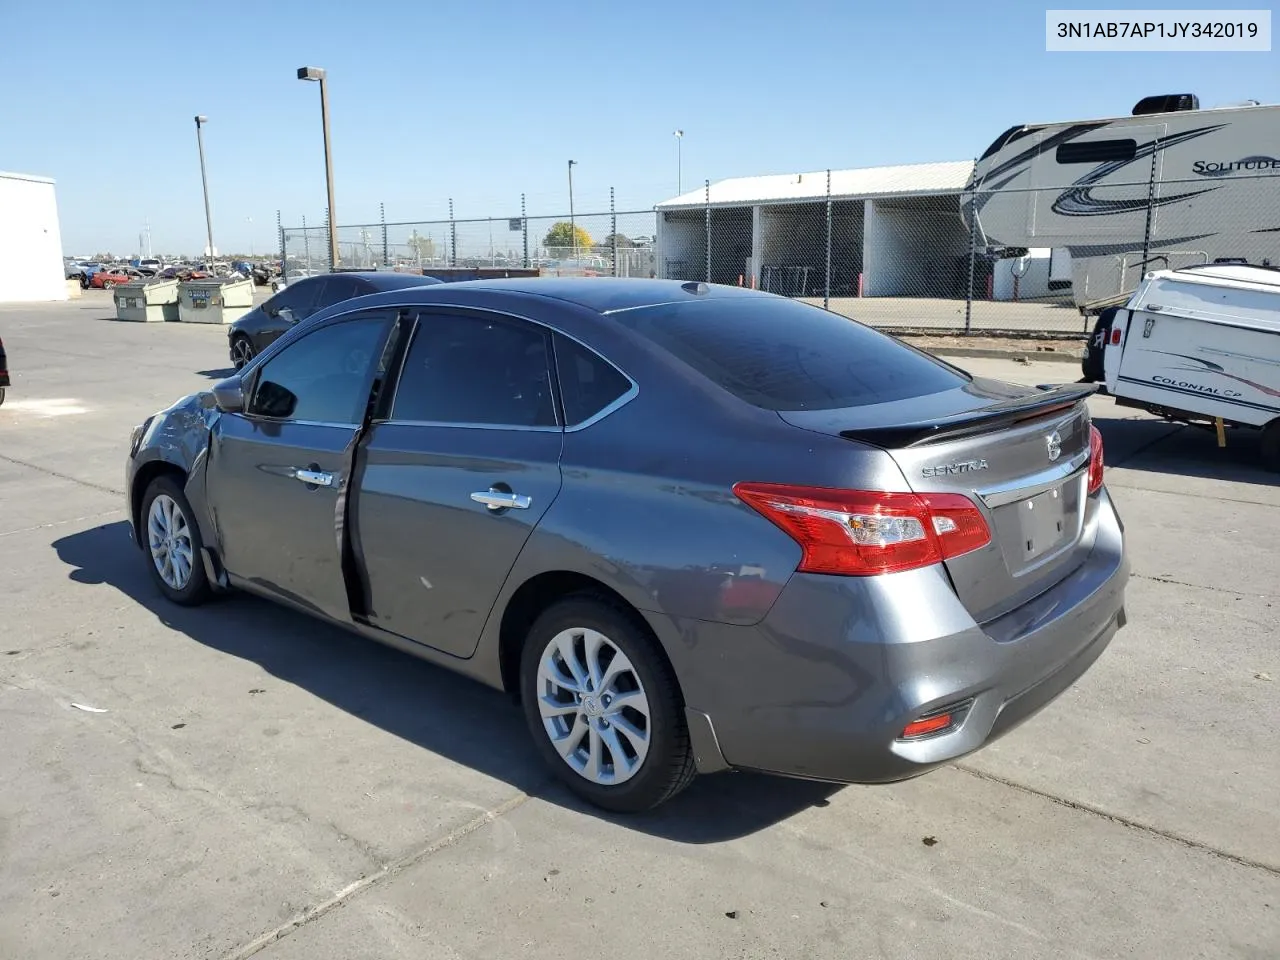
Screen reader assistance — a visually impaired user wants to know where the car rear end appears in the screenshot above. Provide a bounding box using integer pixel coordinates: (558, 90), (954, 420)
(0, 334), (9, 403)
(613, 291), (1128, 783)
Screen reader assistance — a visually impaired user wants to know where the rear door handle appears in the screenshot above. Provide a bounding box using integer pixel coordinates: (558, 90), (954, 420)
(292, 468), (334, 487)
(470, 489), (532, 511)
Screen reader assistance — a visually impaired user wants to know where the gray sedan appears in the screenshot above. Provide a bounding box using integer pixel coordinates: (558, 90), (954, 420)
(125, 278), (1128, 812)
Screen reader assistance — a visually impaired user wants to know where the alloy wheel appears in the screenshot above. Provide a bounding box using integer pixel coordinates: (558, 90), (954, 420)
(536, 627), (652, 785)
(147, 493), (195, 590)
(232, 338), (254, 368)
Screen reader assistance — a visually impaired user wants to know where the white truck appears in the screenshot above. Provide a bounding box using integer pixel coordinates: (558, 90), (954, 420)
(1089, 263), (1280, 470)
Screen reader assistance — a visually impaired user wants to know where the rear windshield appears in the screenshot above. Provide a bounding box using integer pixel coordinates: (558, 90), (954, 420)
(613, 296), (967, 411)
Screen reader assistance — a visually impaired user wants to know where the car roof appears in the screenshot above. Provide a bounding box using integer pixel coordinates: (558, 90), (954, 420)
(294, 277), (784, 338)
(320, 277), (771, 316)
(446, 277), (766, 312)
(345, 271), (444, 290)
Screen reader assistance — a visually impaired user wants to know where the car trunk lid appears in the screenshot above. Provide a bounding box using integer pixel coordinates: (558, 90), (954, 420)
(779, 379), (1097, 622)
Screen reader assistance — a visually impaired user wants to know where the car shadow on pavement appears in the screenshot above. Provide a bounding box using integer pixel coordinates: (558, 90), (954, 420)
(196, 368), (237, 379)
(52, 521), (841, 843)
(1092, 410), (1276, 486)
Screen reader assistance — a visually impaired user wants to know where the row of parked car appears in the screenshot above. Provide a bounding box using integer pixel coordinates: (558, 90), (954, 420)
(65, 259), (284, 290)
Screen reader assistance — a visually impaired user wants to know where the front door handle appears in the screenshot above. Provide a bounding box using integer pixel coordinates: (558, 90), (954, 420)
(470, 489), (532, 511)
(293, 467), (335, 488)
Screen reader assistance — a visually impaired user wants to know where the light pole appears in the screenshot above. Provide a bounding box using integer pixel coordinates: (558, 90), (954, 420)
(247, 217), (254, 258)
(563, 158), (578, 264)
(674, 129), (684, 195)
(193, 116), (215, 261)
(567, 159), (578, 263)
(297, 66), (338, 270)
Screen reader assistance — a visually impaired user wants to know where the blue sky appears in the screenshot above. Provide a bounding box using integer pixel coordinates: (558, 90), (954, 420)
(1, 0), (1274, 255)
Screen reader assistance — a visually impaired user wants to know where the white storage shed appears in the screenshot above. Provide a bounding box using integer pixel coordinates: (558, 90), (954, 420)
(655, 160), (977, 298)
(0, 171), (69, 303)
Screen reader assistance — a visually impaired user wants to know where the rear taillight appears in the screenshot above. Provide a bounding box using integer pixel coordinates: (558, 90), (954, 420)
(732, 483), (991, 576)
(1109, 328), (1122, 346)
(1088, 425), (1104, 495)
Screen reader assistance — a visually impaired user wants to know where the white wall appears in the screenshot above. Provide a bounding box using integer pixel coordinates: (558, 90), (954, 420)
(0, 173), (68, 302)
(992, 248), (1053, 300)
(656, 211), (705, 281)
(862, 198), (969, 297)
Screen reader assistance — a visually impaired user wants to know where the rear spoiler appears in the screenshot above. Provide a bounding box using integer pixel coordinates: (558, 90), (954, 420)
(839, 383), (1097, 448)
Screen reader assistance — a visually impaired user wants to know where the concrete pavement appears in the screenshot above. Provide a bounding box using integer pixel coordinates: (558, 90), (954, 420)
(0, 295), (1275, 959)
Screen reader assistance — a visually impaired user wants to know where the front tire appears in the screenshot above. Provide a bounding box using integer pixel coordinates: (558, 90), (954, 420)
(519, 595), (695, 812)
(1262, 418), (1280, 473)
(140, 476), (211, 606)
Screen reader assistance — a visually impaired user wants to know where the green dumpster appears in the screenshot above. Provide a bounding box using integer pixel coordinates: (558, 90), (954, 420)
(115, 278), (180, 322)
(178, 278), (255, 325)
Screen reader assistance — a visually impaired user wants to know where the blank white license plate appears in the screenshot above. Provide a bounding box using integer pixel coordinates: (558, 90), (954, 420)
(1018, 485), (1067, 561)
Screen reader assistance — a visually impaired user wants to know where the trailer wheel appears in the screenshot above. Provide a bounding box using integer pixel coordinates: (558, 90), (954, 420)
(1262, 419), (1280, 474)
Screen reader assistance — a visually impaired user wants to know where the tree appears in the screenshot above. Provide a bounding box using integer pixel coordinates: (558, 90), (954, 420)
(408, 230), (436, 261)
(543, 222), (593, 252)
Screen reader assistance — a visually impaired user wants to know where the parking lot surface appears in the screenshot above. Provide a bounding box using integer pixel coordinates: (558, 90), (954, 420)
(1, 292), (1277, 960)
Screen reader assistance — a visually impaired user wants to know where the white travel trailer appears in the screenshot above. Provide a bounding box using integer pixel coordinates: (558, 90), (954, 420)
(1100, 263), (1280, 471)
(962, 95), (1280, 310)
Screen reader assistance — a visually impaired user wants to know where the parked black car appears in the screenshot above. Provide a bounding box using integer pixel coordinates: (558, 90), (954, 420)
(1080, 306), (1120, 384)
(0, 334), (9, 405)
(227, 272), (442, 369)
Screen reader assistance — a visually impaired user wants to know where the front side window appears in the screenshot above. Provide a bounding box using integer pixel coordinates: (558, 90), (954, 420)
(315, 275), (364, 311)
(266, 277), (325, 320)
(247, 315), (388, 424)
(391, 312), (557, 427)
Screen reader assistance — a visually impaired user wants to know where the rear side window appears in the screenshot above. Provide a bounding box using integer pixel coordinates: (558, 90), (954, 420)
(392, 312), (557, 427)
(614, 297), (966, 411)
(1056, 139), (1137, 164)
(554, 335), (632, 425)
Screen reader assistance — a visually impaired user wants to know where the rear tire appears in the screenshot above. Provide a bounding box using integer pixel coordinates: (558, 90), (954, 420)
(519, 595), (696, 813)
(0, 387), (6, 406)
(1262, 419), (1280, 473)
(231, 335), (255, 369)
(140, 476), (211, 606)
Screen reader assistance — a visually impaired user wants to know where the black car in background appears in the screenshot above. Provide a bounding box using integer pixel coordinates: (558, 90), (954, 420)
(0, 334), (9, 405)
(227, 272), (442, 368)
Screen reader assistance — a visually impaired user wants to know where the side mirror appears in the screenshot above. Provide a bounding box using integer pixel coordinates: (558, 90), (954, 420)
(211, 377), (245, 413)
(278, 306), (296, 324)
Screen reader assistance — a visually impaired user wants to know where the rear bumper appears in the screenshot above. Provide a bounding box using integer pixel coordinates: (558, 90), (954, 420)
(674, 487), (1129, 783)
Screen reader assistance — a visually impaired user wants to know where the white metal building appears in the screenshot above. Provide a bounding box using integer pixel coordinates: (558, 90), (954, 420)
(0, 171), (68, 302)
(655, 160), (979, 298)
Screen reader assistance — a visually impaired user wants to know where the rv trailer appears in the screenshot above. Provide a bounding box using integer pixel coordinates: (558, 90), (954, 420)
(962, 95), (1280, 311)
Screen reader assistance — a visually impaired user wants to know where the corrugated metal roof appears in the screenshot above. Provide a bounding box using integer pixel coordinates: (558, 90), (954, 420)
(656, 159), (974, 209)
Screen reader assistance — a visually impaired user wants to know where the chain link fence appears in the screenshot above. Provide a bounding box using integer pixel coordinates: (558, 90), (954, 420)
(282, 203), (658, 283)
(280, 171), (1278, 338)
